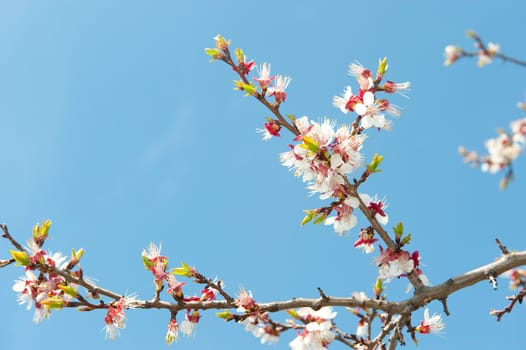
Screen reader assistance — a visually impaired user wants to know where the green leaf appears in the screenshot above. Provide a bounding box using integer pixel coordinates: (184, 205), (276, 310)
(300, 136), (319, 153)
(242, 83), (257, 96)
(59, 284), (79, 298)
(142, 255), (153, 270)
(40, 297), (65, 310)
(233, 81), (257, 96)
(301, 211), (314, 226)
(10, 250), (30, 266)
(313, 213), (327, 225)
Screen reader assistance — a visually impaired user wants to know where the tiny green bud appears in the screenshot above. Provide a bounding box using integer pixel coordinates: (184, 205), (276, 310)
(70, 248), (84, 262)
(374, 278), (383, 298)
(234, 48), (244, 64)
(214, 34), (230, 50)
(367, 153), (384, 173)
(393, 222), (404, 239)
(67, 248), (85, 269)
(205, 48), (223, 61)
(41, 219), (52, 236)
(233, 81), (257, 96)
(216, 310), (232, 320)
(377, 57), (388, 78)
(286, 309), (299, 319)
(172, 262), (195, 277)
(32, 219), (52, 242)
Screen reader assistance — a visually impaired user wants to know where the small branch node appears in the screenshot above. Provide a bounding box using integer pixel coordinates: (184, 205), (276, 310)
(317, 287), (328, 301)
(488, 273), (498, 290)
(440, 298), (450, 316)
(495, 238), (510, 255)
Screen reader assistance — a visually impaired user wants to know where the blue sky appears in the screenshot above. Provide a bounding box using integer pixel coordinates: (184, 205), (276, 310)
(1, 1), (526, 349)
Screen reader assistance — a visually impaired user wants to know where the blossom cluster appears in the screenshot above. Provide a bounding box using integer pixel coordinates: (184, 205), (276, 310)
(213, 288), (283, 345)
(332, 61), (409, 130)
(444, 42), (499, 67)
(103, 296), (137, 339)
(278, 115), (396, 237)
(280, 117), (365, 200)
(501, 268), (526, 290)
(288, 307), (337, 350)
(374, 247), (417, 282)
(482, 118), (525, 173)
(10, 221), (142, 340)
(444, 31), (500, 67)
(141, 243), (217, 343)
(11, 220), (84, 323)
(374, 246), (430, 287)
(459, 116), (526, 188)
(242, 61), (292, 108)
(279, 115), (394, 239)
(276, 59), (408, 238)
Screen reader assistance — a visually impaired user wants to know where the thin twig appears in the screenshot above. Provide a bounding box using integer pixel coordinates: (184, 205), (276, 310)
(1, 224), (26, 252)
(491, 288), (526, 321)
